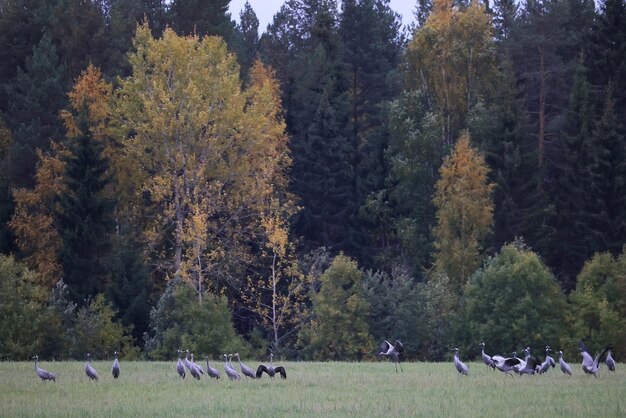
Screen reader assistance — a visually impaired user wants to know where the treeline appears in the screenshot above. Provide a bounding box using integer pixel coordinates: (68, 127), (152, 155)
(0, 0), (625, 361)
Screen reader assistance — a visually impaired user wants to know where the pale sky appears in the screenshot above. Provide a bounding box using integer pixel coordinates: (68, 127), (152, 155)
(228, 0), (417, 33)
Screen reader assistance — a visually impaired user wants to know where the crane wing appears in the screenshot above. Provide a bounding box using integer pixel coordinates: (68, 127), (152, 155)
(274, 366), (287, 379)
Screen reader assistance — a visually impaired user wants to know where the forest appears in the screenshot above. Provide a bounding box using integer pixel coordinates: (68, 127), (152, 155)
(0, 0), (624, 362)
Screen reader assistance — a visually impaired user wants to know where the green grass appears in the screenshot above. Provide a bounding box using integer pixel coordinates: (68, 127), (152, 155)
(1, 360), (624, 417)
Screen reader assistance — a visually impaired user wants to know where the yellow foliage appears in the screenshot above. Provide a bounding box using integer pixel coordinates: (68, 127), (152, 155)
(433, 132), (493, 293)
(10, 146), (67, 286)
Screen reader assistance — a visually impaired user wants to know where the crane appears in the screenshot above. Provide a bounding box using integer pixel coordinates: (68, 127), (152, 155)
(235, 353), (256, 379)
(256, 353), (286, 379)
(377, 340), (404, 372)
(85, 353), (99, 381)
(32, 355), (56, 382)
(112, 351), (120, 379)
(453, 348), (469, 375)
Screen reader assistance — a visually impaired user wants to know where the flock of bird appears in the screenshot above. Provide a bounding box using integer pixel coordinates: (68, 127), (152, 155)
(32, 350), (286, 382)
(452, 341), (616, 377)
(32, 340), (617, 383)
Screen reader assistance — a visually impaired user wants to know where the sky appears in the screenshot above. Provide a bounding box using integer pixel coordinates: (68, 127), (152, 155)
(228, 0), (417, 32)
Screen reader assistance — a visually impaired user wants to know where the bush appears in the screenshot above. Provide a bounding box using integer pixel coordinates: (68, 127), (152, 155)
(145, 280), (250, 360)
(0, 256), (55, 360)
(568, 249), (626, 359)
(464, 242), (569, 357)
(363, 267), (421, 359)
(298, 254), (374, 360)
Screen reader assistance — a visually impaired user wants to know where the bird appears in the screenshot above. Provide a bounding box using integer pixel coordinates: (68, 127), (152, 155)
(376, 340), (404, 373)
(235, 353), (256, 379)
(453, 348), (469, 375)
(184, 350), (193, 372)
(256, 353), (286, 379)
(32, 355), (56, 382)
(223, 354), (240, 380)
(606, 349), (616, 372)
(580, 341), (612, 377)
(176, 349), (186, 379)
(538, 346), (555, 375)
(479, 342), (495, 369)
(112, 351), (120, 379)
(545, 346), (556, 368)
(514, 347), (540, 375)
(188, 354), (202, 380)
(491, 353), (518, 376)
(204, 356), (221, 380)
(190, 353), (205, 375)
(85, 353), (99, 381)
(558, 350), (573, 375)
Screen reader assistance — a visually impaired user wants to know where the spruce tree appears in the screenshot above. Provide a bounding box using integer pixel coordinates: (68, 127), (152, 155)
(546, 57), (594, 289)
(170, 0), (235, 41)
(338, 0), (403, 266)
(55, 114), (114, 304)
(587, 87), (626, 255)
(3, 35), (67, 189)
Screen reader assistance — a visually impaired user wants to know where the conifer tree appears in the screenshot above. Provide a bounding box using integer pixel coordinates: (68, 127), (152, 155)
(55, 111), (114, 304)
(432, 132), (493, 294)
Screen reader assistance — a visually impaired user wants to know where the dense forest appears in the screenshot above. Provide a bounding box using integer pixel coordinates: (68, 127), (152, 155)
(0, 0), (625, 362)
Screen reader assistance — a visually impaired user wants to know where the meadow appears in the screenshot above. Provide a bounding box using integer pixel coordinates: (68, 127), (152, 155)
(1, 360), (624, 417)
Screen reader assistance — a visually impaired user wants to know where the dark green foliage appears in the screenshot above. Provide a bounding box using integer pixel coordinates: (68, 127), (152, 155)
(2, 35), (66, 189)
(338, 0), (403, 266)
(568, 249), (626, 359)
(586, 88), (626, 255)
(586, 0), (626, 116)
(106, 234), (153, 346)
(49, 0), (109, 79)
(474, 57), (550, 254)
(144, 279), (250, 360)
(0, 255), (55, 360)
(54, 120), (114, 305)
(385, 90), (440, 273)
(289, 6), (356, 254)
(299, 254), (373, 360)
(0, 0), (52, 90)
(107, 0), (168, 77)
(69, 294), (137, 359)
(545, 57), (595, 289)
(363, 267), (420, 358)
(464, 241), (569, 358)
(170, 0), (235, 41)
(234, 1), (260, 82)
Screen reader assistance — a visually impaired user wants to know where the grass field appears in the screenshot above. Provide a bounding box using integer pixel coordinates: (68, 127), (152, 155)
(1, 360), (624, 417)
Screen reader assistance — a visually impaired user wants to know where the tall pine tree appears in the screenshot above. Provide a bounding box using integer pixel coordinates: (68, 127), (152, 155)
(55, 113), (114, 304)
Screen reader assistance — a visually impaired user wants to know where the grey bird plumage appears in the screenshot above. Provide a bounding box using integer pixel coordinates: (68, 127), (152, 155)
(580, 341), (612, 377)
(256, 353), (286, 379)
(112, 351), (120, 379)
(204, 356), (221, 380)
(538, 346), (554, 375)
(235, 353), (256, 379)
(176, 349), (186, 379)
(377, 340), (404, 372)
(492, 354), (517, 376)
(558, 350), (573, 375)
(479, 342), (495, 369)
(85, 353), (99, 381)
(184, 350), (193, 372)
(33, 355), (56, 382)
(453, 348), (469, 375)
(606, 349), (616, 372)
(514, 347), (540, 375)
(188, 354), (202, 380)
(224, 354), (240, 380)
